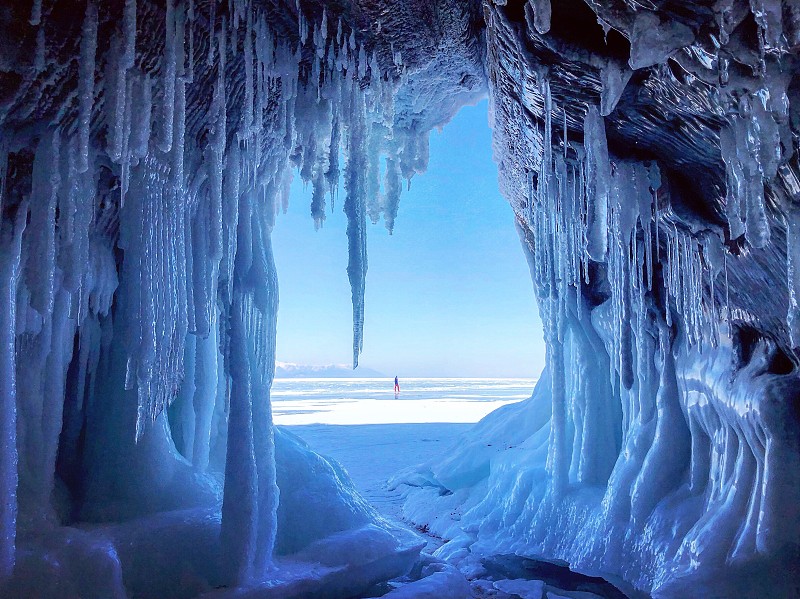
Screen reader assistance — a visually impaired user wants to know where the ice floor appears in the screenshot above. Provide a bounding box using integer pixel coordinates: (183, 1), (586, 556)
(273, 378), (646, 599)
(273, 378), (533, 522)
(283, 423), (470, 524)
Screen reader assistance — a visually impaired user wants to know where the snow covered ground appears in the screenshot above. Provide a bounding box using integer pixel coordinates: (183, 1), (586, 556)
(273, 378), (536, 521)
(273, 378), (649, 599)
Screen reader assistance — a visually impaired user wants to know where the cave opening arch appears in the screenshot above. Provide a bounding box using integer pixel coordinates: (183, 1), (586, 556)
(0, 0), (796, 597)
(271, 100), (545, 382)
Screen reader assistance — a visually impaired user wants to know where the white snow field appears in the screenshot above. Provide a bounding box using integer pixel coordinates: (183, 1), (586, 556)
(273, 378), (535, 425)
(274, 378), (536, 521)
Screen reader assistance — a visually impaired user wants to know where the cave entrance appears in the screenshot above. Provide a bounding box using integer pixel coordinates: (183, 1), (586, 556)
(270, 100), (546, 524)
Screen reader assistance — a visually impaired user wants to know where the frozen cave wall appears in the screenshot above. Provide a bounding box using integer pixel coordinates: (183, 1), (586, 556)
(0, 0), (798, 597)
(398, 0), (800, 597)
(0, 0), (483, 596)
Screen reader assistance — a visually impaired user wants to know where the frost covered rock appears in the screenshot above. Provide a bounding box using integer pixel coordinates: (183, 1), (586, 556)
(628, 12), (694, 70)
(493, 578), (545, 599)
(370, 561), (471, 599)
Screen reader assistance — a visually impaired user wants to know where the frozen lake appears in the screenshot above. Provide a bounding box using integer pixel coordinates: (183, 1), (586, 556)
(273, 378), (536, 522)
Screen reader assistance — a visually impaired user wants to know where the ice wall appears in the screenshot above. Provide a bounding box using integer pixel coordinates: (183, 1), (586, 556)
(0, 0), (482, 595)
(397, 0), (800, 595)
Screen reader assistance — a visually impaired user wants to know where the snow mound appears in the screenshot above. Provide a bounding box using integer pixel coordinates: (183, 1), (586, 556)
(1, 427), (422, 599)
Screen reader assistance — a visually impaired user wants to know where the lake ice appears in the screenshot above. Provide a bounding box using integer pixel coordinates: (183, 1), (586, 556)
(272, 378), (537, 521)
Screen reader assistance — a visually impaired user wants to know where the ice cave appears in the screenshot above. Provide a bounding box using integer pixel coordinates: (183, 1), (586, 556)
(0, 0), (798, 597)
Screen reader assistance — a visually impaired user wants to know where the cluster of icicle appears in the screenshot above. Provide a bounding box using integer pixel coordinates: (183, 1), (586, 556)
(0, 0), (430, 585)
(719, 81), (800, 347)
(713, 1), (798, 347)
(521, 0), (799, 350)
(525, 78), (729, 422)
(516, 7), (795, 474)
(519, 0), (800, 358)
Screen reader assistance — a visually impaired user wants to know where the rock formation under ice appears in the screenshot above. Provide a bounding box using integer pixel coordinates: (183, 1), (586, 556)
(0, 0), (798, 597)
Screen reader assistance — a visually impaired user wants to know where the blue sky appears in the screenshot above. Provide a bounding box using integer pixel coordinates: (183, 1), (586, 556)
(272, 100), (545, 378)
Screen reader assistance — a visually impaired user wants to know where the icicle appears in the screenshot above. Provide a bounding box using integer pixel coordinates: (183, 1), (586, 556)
(365, 125), (382, 224)
(26, 130), (61, 317)
(208, 59), (227, 262)
(77, 1), (98, 174)
(120, 72), (134, 201)
(788, 207), (800, 348)
(123, 0), (137, 67)
(525, 0), (551, 35)
(29, 0), (42, 25)
(369, 50), (380, 83)
(384, 157), (401, 233)
(721, 88), (779, 249)
(750, 0), (784, 53)
(344, 93), (368, 368)
(724, 249), (730, 322)
(298, 6), (308, 45)
(0, 198), (27, 580)
(192, 308), (220, 471)
(357, 43), (367, 80)
(172, 3), (187, 189)
(130, 73), (152, 161)
(744, 176), (770, 248)
(600, 59), (632, 117)
(186, 0), (195, 84)
(0, 142), (6, 217)
(35, 23), (46, 73)
(220, 156), (280, 582)
(159, 0), (177, 153)
(584, 106), (610, 261)
(108, 0), (136, 164)
(241, 7), (255, 136)
(207, 0), (217, 66)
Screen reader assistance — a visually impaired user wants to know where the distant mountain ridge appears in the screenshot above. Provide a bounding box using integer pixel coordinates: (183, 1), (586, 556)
(275, 361), (386, 378)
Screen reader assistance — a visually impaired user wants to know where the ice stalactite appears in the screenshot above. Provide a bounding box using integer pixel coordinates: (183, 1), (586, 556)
(344, 92), (368, 369)
(0, 203), (27, 580)
(583, 106), (609, 262)
(525, 0), (551, 36)
(29, 0), (42, 26)
(77, 2), (98, 175)
(599, 59), (632, 117)
(788, 207), (800, 348)
(719, 90), (782, 249)
(220, 188), (280, 583)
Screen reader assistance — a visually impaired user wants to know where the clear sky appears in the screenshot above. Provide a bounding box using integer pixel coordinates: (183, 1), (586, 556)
(272, 100), (546, 378)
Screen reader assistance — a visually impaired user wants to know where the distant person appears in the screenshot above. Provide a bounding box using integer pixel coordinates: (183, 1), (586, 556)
(394, 376), (400, 393)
